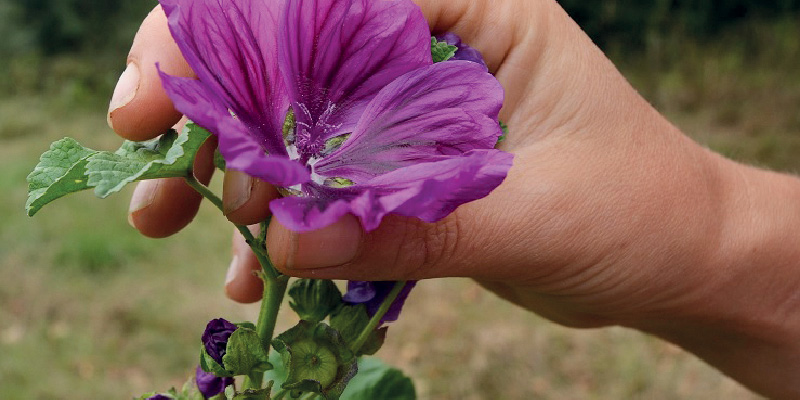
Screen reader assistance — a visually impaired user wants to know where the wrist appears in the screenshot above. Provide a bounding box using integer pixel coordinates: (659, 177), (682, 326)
(634, 159), (800, 398)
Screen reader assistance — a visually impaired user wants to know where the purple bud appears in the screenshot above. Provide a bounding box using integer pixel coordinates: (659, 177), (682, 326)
(146, 395), (171, 400)
(196, 366), (234, 399)
(436, 33), (489, 70)
(202, 318), (237, 365)
(343, 281), (417, 325)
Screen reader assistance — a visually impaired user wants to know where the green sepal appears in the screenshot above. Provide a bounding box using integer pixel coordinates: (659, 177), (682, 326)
(272, 321), (357, 400)
(232, 387), (272, 400)
(329, 304), (386, 356)
(430, 36), (457, 63)
(264, 352), (414, 400)
(222, 327), (273, 376)
(200, 346), (234, 378)
(25, 137), (97, 216)
(235, 321), (258, 331)
(497, 121), (509, 145)
(288, 279), (343, 323)
(86, 123), (212, 198)
(340, 357), (416, 400)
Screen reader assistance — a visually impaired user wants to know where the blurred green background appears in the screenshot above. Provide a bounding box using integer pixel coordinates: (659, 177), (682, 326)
(0, 1), (798, 399)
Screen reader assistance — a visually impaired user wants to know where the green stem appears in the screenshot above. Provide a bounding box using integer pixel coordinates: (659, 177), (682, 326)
(184, 175), (277, 279)
(244, 274), (289, 391)
(349, 281), (407, 353)
(184, 174), (288, 391)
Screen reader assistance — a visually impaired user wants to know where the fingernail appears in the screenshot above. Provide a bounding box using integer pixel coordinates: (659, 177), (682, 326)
(107, 63), (140, 129)
(283, 214), (363, 269)
(225, 255), (240, 285)
(128, 180), (159, 227)
(223, 171), (254, 215)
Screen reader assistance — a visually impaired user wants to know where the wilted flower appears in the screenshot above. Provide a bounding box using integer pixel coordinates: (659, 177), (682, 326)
(202, 318), (237, 365)
(343, 281), (417, 324)
(159, 0), (512, 232)
(196, 365), (234, 399)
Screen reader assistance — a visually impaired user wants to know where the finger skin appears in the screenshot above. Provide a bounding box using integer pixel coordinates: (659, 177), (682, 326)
(222, 170), (280, 226)
(225, 227), (265, 304)
(128, 131), (217, 238)
(108, 5), (192, 141)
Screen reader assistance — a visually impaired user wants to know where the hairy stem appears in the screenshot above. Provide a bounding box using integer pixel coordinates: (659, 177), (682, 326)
(183, 174), (277, 279)
(185, 173), (287, 391)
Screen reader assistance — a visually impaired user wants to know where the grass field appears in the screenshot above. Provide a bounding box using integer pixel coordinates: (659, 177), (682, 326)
(1, 20), (798, 400)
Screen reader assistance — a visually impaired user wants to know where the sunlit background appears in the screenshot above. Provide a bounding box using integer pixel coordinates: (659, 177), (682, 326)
(1, 1), (798, 398)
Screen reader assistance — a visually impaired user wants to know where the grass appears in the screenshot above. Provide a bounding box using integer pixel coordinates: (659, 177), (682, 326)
(2, 19), (798, 399)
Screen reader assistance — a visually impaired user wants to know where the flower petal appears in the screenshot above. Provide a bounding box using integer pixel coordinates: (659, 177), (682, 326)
(343, 281), (417, 324)
(315, 61), (504, 182)
(159, 0), (289, 155)
(353, 149), (513, 230)
(279, 0), (431, 146)
(195, 366), (234, 398)
(270, 150), (513, 232)
(159, 72), (311, 186)
(270, 194), (354, 232)
(216, 117), (311, 186)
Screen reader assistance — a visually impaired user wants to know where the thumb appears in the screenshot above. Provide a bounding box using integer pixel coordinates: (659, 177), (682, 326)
(265, 176), (527, 282)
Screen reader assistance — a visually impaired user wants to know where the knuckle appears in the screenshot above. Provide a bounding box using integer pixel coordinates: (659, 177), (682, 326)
(396, 214), (463, 280)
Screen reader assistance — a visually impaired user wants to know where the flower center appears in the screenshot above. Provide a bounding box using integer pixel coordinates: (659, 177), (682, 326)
(281, 108), (354, 195)
(292, 101), (343, 163)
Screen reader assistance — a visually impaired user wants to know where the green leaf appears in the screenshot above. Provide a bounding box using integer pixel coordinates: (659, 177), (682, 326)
(26, 137), (98, 216)
(288, 279), (343, 323)
(263, 350), (287, 387)
(341, 358), (416, 400)
(329, 305), (386, 356)
(214, 148), (227, 172)
(430, 36), (457, 63)
(272, 321), (357, 400)
(26, 122), (213, 216)
(86, 124), (212, 198)
(222, 327), (273, 376)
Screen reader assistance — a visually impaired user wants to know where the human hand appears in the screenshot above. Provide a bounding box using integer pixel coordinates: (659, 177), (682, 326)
(107, 1), (800, 397)
(108, 0), (717, 324)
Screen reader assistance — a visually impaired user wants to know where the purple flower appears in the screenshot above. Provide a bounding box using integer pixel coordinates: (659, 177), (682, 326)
(343, 281), (417, 324)
(159, 0), (513, 232)
(202, 318), (237, 365)
(436, 32), (489, 70)
(146, 395), (172, 400)
(196, 365), (234, 399)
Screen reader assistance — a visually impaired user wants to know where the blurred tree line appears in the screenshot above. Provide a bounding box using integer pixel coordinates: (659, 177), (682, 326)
(0, 0), (797, 101)
(0, 0), (156, 101)
(560, 0), (800, 49)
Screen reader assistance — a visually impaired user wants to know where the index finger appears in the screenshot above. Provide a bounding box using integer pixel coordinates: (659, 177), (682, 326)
(107, 5), (192, 141)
